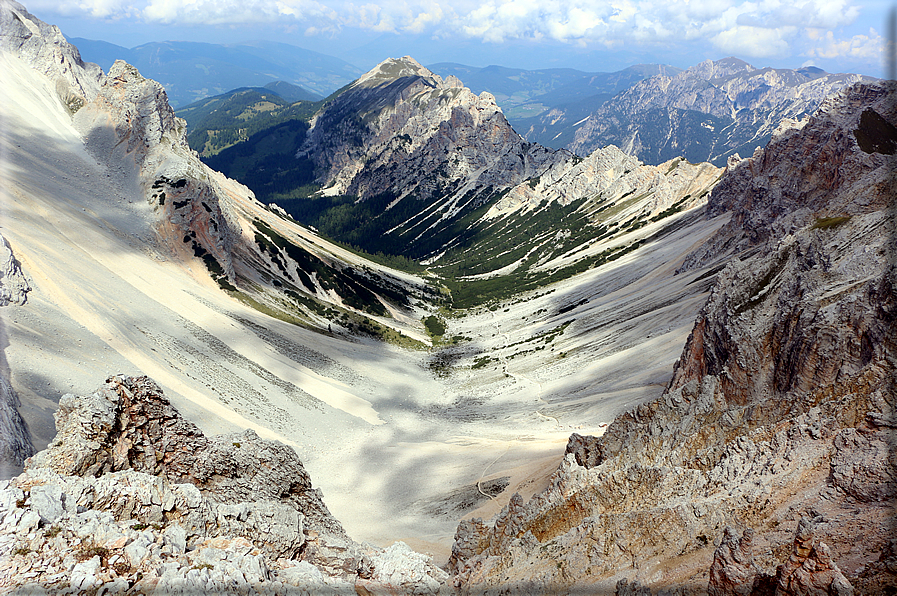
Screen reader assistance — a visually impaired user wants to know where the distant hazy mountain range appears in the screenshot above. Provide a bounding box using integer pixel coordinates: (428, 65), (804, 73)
(73, 36), (874, 167)
(428, 62), (682, 146)
(68, 37), (361, 107)
(432, 59), (874, 164)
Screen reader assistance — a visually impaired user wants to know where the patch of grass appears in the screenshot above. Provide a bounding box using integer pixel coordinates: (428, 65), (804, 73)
(423, 315), (447, 338)
(78, 544), (110, 562)
(229, 290), (312, 329)
(472, 355), (497, 369)
(811, 216), (851, 230)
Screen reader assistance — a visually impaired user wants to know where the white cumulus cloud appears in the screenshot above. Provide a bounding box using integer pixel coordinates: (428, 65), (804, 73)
(25, 0), (884, 68)
(711, 25), (796, 58)
(803, 28), (884, 59)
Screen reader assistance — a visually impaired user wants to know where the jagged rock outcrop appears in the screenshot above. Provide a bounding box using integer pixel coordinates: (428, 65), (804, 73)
(708, 518), (854, 596)
(0, 235), (29, 308)
(1, 0), (243, 288)
(0, 0), (102, 113)
(485, 143), (719, 220)
(569, 57), (874, 166)
(304, 56), (566, 204)
(0, 233), (33, 477)
(679, 80), (896, 272)
(26, 375), (352, 565)
(708, 527), (766, 596)
(0, 374), (32, 479)
(0, 375), (448, 594)
(447, 81), (896, 594)
(71, 59), (243, 284)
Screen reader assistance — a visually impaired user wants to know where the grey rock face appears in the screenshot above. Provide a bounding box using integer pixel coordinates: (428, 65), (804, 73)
(27, 375), (347, 562)
(708, 528), (764, 596)
(304, 56), (566, 205)
(0, 373), (32, 478)
(447, 81), (896, 593)
(0, 234), (33, 478)
(0, 235), (29, 307)
(0, 376), (448, 594)
(679, 80), (896, 272)
(0, 0), (103, 112)
(568, 58), (874, 166)
(71, 59), (241, 284)
(1, 0), (242, 289)
(708, 519), (854, 596)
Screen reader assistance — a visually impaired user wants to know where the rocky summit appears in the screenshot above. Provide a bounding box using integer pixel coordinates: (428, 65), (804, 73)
(0, 0), (895, 594)
(1, 375), (447, 594)
(566, 57), (874, 166)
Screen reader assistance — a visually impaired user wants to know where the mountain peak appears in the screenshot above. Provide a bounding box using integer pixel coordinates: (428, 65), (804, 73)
(688, 56), (756, 80)
(356, 55), (435, 86)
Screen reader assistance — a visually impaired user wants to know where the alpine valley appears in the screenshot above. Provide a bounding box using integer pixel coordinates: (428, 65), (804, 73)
(0, 1), (894, 595)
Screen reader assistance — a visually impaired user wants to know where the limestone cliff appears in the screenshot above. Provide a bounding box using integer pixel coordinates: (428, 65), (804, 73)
(0, 376), (448, 594)
(1, 1), (438, 335)
(568, 57), (874, 166)
(303, 56), (566, 204)
(0, 0), (102, 113)
(447, 80), (896, 594)
(0, 234), (33, 477)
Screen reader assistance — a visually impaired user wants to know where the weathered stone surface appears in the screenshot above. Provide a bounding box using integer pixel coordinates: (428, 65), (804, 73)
(708, 518), (855, 596)
(0, 235), (29, 308)
(70, 59), (241, 284)
(772, 517), (853, 596)
(568, 57), (874, 166)
(447, 81), (896, 594)
(304, 56), (565, 205)
(0, 375), (448, 594)
(24, 375), (343, 561)
(0, 0), (103, 112)
(0, 233), (33, 477)
(0, 373), (33, 478)
(564, 432), (605, 469)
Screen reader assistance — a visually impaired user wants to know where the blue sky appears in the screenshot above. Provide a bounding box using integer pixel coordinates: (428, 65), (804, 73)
(24, 0), (894, 76)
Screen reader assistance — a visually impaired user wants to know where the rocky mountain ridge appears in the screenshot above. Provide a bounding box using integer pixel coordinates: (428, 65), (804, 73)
(445, 79), (896, 593)
(302, 56), (566, 206)
(553, 57), (875, 166)
(239, 55), (721, 285)
(4, 0), (441, 343)
(1, 375), (447, 594)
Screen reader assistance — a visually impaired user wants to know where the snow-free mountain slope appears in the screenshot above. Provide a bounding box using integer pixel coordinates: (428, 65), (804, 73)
(568, 58), (875, 165)
(0, 0), (728, 569)
(447, 79), (897, 594)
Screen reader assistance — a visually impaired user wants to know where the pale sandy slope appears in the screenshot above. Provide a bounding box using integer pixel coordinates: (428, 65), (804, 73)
(0, 51), (727, 562)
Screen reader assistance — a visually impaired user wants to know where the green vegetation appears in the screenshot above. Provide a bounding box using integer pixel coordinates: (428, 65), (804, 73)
(176, 89), (323, 157)
(811, 215), (852, 230)
(423, 315), (447, 339)
(194, 82), (715, 321)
